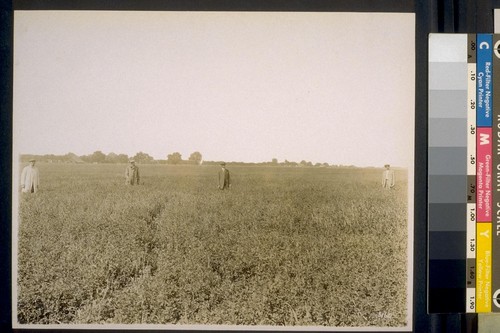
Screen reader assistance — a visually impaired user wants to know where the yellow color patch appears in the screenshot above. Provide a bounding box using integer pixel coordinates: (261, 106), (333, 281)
(477, 222), (492, 312)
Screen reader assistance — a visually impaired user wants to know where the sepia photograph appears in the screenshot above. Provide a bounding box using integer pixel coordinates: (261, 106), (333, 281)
(12, 10), (415, 330)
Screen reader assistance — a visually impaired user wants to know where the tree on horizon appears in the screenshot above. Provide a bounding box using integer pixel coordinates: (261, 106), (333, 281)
(167, 152), (182, 165)
(188, 152), (203, 165)
(133, 151), (154, 164)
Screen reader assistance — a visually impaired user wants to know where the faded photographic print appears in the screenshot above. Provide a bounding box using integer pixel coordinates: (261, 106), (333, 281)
(13, 11), (415, 331)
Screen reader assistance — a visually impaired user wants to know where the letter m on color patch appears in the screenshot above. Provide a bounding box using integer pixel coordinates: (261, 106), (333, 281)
(480, 132), (491, 145)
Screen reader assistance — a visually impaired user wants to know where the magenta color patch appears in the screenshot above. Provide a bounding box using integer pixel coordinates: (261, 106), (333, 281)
(477, 126), (492, 222)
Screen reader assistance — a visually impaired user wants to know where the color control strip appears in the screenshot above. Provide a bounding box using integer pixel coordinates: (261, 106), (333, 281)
(428, 33), (468, 313)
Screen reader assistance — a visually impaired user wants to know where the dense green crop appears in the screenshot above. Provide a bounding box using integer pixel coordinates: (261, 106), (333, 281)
(16, 164), (409, 327)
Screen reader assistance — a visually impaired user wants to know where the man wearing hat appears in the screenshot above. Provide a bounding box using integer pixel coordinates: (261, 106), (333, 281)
(382, 164), (395, 189)
(125, 159), (140, 185)
(21, 159), (40, 193)
(218, 162), (231, 190)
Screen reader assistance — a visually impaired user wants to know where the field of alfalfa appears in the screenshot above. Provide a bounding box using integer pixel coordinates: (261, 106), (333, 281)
(16, 163), (409, 327)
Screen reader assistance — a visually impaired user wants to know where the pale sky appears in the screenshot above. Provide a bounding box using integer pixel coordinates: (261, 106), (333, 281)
(13, 11), (415, 167)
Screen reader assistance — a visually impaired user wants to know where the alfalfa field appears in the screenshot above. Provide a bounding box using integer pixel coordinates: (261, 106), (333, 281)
(15, 163), (409, 327)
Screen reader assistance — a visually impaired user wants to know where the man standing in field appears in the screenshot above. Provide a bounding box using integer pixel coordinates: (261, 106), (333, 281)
(382, 164), (395, 189)
(21, 159), (40, 193)
(125, 160), (140, 185)
(218, 162), (231, 190)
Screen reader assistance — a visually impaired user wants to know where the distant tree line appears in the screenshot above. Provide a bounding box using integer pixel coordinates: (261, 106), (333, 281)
(20, 151), (360, 168)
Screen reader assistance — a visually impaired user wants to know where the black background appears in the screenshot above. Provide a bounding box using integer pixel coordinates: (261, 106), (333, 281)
(1, 1), (499, 332)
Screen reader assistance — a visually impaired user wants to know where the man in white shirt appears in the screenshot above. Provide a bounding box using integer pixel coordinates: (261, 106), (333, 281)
(218, 162), (231, 190)
(21, 159), (40, 193)
(382, 164), (395, 189)
(125, 160), (140, 185)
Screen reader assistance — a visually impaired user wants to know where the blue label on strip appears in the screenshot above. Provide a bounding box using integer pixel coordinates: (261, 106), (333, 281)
(477, 34), (492, 127)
